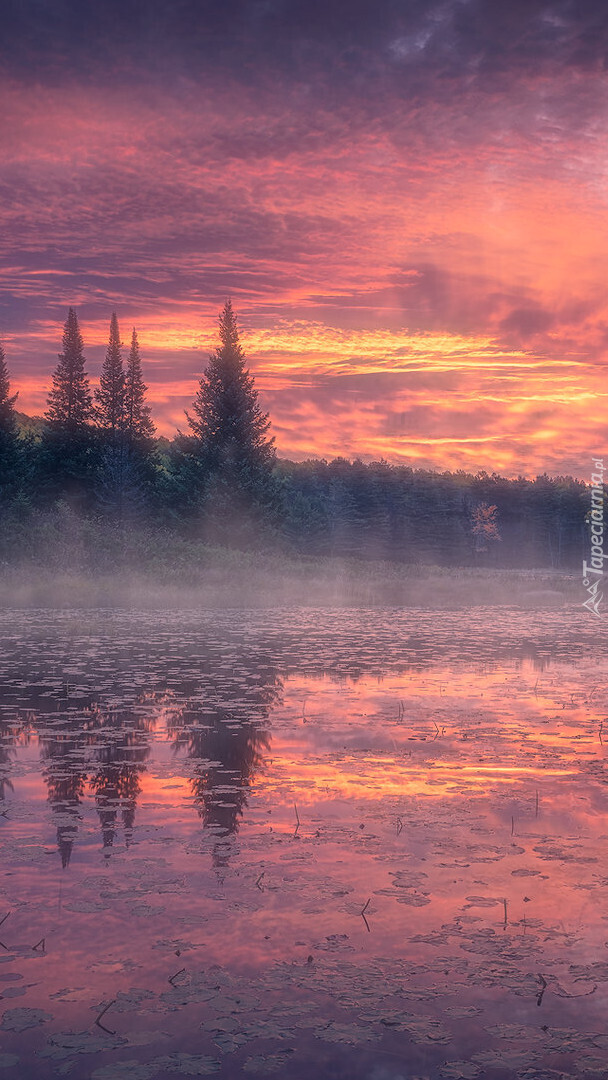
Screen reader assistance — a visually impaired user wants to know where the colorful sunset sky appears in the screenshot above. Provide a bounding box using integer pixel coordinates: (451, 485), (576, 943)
(1, 1), (607, 476)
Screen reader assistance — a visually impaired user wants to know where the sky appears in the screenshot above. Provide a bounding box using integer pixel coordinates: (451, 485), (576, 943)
(1, 0), (607, 477)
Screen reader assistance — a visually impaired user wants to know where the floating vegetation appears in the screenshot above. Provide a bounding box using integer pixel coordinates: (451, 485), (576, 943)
(0, 608), (607, 1077)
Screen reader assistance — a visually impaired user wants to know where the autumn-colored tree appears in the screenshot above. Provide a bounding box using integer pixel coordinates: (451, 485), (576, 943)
(471, 502), (501, 552)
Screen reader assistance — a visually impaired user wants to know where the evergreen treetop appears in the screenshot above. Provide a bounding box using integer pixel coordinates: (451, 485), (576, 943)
(186, 300), (275, 473)
(0, 342), (18, 437)
(46, 309), (93, 430)
(125, 329), (155, 442)
(95, 312), (126, 435)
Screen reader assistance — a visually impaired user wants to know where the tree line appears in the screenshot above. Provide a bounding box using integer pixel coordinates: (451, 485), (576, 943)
(0, 302), (591, 570)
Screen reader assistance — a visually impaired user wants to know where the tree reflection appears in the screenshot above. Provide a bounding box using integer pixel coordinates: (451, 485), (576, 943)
(39, 705), (153, 866)
(167, 671), (281, 868)
(0, 716), (23, 803)
(88, 713), (151, 856)
(41, 725), (88, 868)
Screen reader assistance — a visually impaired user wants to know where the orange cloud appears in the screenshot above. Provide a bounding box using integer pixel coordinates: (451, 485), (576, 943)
(2, 72), (608, 476)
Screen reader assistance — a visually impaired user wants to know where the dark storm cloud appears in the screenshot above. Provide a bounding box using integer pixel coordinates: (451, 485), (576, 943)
(4, 1), (608, 89)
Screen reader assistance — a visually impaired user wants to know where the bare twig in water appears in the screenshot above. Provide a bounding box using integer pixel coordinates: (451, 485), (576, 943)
(502, 899), (508, 929)
(32, 937), (45, 951)
(168, 967), (186, 986)
(95, 999), (116, 1034)
(360, 897), (371, 932)
(396, 817), (403, 835)
(0, 911), (10, 928)
(511, 816), (515, 836)
(599, 721), (604, 746)
(536, 973), (547, 1006)
(294, 803), (300, 827)
(255, 872), (265, 890)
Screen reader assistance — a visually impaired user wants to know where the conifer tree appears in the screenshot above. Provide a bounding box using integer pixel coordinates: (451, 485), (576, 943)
(125, 329), (155, 442)
(95, 312), (126, 436)
(0, 342), (22, 510)
(41, 309), (95, 507)
(0, 342), (18, 441)
(46, 309), (93, 429)
(182, 301), (276, 543)
(187, 300), (275, 473)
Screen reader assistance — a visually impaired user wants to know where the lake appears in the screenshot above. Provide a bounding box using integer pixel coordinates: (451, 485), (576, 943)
(0, 607), (607, 1080)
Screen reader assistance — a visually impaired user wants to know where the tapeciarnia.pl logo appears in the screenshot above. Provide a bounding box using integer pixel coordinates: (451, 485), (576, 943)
(582, 457), (605, 617)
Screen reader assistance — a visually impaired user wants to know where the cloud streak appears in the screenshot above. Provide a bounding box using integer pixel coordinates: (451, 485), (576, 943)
(2, 3), (608, 476)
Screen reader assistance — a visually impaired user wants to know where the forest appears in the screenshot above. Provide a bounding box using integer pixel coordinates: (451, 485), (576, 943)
(0, 302), (591, 574)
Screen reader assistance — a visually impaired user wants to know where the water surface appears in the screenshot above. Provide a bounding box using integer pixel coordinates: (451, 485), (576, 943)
(1, 608), (607, 1080)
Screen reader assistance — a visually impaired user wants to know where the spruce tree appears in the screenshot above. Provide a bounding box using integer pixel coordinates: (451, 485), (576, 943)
(0, 342), (18, 441)
(95, 327), (157, 524)
(183, 301), (276, 544)
(125, 329), (155, 442)
(46, 309), (93, 429)
(187, 300), (275, 473)
(0, 342), (21, 512)
(95, 312), (126, 436)
(41, 309), (95, 507)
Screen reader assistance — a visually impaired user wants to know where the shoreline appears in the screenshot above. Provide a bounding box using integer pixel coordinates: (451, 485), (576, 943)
(0, 558), (580, 610)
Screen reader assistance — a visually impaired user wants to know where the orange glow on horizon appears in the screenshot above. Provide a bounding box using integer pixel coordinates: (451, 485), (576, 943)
(3, 76), (608, 477)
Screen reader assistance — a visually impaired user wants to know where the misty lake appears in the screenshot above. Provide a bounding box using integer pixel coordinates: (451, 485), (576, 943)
(1, 607), (608, 1080)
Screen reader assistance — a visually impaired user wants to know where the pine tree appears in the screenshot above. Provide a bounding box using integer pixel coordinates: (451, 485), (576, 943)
(125, 329), (155, 442)
(0, 342), (22, 513)
(95, 312), (126, 436)
(46, 309), (93, 429)
(0, 341), (18, 439)
(187, 300), (275, 474)
(183, 301), (276, 542)
(41, 310), (95, 507)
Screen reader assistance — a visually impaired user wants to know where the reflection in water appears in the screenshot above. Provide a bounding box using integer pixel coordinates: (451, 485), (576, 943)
(0, 715), (20, 801)
(0, 609), (607, 1080)
(39, 706), (153, 866)
(89, 714), (151, 856)
(40, 724), (88, 868)
(167, 674), (280, 869)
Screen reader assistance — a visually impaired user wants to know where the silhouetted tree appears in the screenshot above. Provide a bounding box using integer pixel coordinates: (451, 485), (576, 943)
(0, 343), (21, 504)
(181, 301), (277, 541)
(0, 342), (18, 438)
(187, 301), (274, 469)
(125, 329), (155, 443)
(93, 319), (159, 524)
(95, 313), (125, 437)
(46, 309), (93, 430)
(41, 310), (96, 507)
